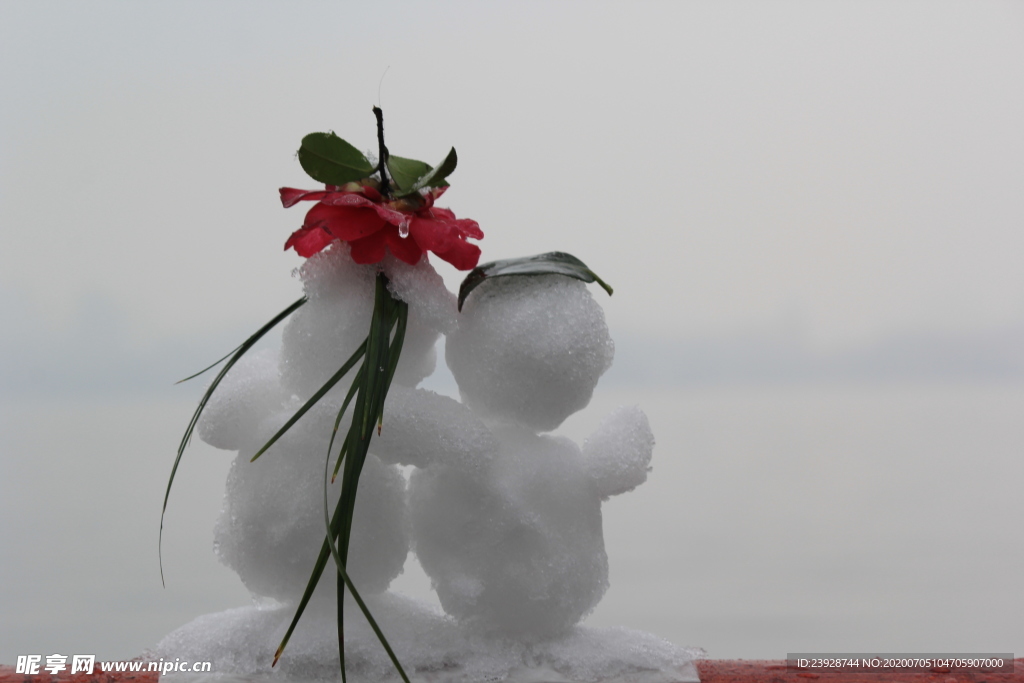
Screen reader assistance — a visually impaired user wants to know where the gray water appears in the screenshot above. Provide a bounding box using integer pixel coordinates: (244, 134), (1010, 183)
(1, 381), (1021, 663)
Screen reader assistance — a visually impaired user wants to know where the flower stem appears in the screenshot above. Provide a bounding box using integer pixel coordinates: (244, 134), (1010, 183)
(373, 106), (390, 198)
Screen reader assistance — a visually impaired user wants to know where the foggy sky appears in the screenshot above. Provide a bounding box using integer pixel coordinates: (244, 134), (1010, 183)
(3, 1), (1023, 365)
(2, 2), (1023, 664)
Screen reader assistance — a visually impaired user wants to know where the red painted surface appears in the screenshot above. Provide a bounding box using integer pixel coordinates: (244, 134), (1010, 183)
(0, 665), (158, 683)
(696, 659), (1024, 683)
(2, 660), (1021, 682)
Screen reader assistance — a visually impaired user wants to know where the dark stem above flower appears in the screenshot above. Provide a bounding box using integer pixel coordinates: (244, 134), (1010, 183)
(373, 106), (391, 199)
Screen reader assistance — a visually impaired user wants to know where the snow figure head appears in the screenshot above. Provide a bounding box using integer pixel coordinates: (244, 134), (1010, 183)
(388, 272), (652, 638)
(446, 274), (615, 432)
(281, 245), (457, 399)
(197, 245), (458, 605)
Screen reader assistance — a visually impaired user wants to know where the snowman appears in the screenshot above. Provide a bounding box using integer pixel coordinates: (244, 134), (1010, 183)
(196, 244), (457, 605)
(370, 272), (655, 637)
(162, 258), (695, 682)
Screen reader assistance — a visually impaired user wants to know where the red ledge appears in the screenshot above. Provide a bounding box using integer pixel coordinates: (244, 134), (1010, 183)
(2, 661), (1022, 682)
(696, 659), (1024, 683)
(0, 666), (157, 683)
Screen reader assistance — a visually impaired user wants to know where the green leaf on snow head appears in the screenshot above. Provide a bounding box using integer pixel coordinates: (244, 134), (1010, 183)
(298, 132), (375, 186)
(457, 251), (613, 311)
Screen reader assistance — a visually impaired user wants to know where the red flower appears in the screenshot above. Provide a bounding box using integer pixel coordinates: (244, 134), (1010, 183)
(280, 183), (483, 270)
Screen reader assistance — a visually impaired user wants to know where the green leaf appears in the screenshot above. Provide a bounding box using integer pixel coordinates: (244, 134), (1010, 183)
(457, 251), (614, 311)
(160, 296), (307, 586)
(297, 132), (375, 186)
(394, 147), (457, 198)
(386, 155), (449, 193)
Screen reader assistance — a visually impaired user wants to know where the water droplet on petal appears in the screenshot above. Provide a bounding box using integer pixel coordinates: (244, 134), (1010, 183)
(398, 218), (411, 238)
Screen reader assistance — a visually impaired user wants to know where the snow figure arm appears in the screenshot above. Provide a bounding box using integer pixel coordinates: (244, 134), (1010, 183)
(196, 349), (288, 451)
(370, 386), (498, 471)
(582, 405), (655, 499)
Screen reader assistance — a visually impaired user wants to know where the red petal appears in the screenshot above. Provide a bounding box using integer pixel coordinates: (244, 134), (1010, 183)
(304, 203), (385, 241)
(371, 203), (411, 226)
(284, 225), (336, 258)
(452, 217), (483, 239)
(280, 187), (329, 208)
(321, 193), (408, 226)
(408, 216), (455, 253)
(348, 231), (388, 264)
(420, 207), (483, 240)
(425, 206), (456, 221)
(320, 192), (377, 208)
(383, 226), (424, 265)
(433, 238), (482, 270)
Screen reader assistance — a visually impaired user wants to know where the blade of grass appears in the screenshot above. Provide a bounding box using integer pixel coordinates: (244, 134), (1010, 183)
(333, 273), (402, 680)
(174, 296), (308, 385)
(377, 301), (408, 433)
(271, 317), (380, 670)
(174, 343), (244, 385)
(323, 440), (410, 683)
(272, 490), (347, 667)
(160, 296), (307, 586)
(250, 340), (366, 462)
(272, 273), (409, 682)
(333, 274), (392, 677)
(272, 377), (372, 671)
(359, 273), (390, 440)
(329, 365), (364, 483)
(272, 375), (369, 672)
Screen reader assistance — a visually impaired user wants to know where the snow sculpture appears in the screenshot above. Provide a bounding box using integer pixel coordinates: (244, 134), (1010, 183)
(157, 108), (698, 680)
(372, 274), (654, 637)
(158, 250), (698, 682)
(195, 246), (456, 604)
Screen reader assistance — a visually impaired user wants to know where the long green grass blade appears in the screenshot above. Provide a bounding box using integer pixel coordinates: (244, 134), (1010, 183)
(360, 274), (390, 440)
(250, 340), (366, 462)
(377, 303), (408, 432)
(270, 386), (369, 672)
(333, 272), (406, 681)
(333, 277), (390, 677)
(174, 344), (244, 385)
(271, 273), (409, 683)
(323, 445), (410, 683)
(330, 365), (364, 483)
(334, 427), (363, 681)
(272, 496), (346, 667)
(160, 296), (307, 586)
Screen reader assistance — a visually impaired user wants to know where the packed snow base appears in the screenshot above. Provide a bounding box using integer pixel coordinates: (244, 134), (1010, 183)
(158, 596), (699, 683)
(157, 247), (697, 682)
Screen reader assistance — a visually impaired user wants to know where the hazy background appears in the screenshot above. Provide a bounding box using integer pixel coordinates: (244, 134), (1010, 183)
(1, 0), (1022, 664)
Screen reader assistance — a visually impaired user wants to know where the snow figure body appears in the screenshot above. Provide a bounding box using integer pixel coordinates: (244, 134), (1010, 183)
(372, 273), (655, 637)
